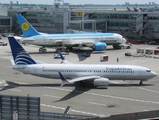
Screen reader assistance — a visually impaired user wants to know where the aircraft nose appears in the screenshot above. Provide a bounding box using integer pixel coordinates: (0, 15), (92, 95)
(121, 38), (126, 43)
(124, 38), (127, 43)
(151, 71), (157, 77)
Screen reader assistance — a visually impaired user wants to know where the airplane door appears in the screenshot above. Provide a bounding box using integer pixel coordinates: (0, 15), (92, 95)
(139, 70), (145, 77)
(43, 37), (47, 44)
(48, 39), (55, 45)
(34, 68), (37, 75)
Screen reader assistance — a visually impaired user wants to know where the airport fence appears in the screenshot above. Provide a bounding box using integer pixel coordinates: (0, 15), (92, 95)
(1, 112), (94, 120)
(81, 110), (159, 120)
(0, 94), (94, 120)
(1, 94), (159, 120)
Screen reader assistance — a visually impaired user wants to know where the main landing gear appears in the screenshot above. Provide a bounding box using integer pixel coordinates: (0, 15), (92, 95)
(39, 47), (47, 53)
(80, 81), (85, 87)
(113, 45), (121, 49)
(139, 81), (143, 85)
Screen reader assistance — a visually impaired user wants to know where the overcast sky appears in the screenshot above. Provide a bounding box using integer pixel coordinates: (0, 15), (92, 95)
(0, 0), (159, 5)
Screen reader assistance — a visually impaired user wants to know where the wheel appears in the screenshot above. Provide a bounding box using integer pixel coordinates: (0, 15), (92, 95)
(113, 45), (120, 49)
(139, 81), (143, 85)
(118, 46), (121, 49)
(42, 48), (47, 53)
(113, 45), (116, 49)
(39, 48), (47, 53)
(127, 46), (130, 49)
(39, 48), (43, 52)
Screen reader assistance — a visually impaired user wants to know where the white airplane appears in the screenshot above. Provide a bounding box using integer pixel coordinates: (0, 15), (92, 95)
(8, 36), (157, 87)
(16, 14), (126, 52)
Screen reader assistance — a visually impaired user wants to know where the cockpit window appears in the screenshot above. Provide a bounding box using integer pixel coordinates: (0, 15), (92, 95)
(146, 70), (151, 72)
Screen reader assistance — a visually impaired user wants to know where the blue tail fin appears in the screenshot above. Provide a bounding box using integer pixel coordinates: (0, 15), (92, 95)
(8, 37), (36, 65)
(16, 14), (40, 37)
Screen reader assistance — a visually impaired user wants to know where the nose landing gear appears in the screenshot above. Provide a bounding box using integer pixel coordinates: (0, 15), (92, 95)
(39, 47), (47, 53)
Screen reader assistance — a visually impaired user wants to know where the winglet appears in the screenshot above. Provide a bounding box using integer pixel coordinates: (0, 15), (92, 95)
(58, 71), (67, 87)
(59, 53), (72, 64)
(59, 53), (65, 60)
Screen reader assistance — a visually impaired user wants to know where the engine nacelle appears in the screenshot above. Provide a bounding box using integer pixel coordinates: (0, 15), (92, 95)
(93, 78), (109, 86)
(93, 42), (107, 51)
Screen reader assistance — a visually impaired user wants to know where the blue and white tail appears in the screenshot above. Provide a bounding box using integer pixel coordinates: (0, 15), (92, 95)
(16, 14), (40, 37)
(8, 37), (36, 65)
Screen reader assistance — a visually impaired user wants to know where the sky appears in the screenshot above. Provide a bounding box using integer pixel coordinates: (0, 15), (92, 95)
(0, 0), (159, 5)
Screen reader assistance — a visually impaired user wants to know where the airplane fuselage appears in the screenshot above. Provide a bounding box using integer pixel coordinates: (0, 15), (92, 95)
(13, 64), (156, 81)
(22, 33), (126, 48)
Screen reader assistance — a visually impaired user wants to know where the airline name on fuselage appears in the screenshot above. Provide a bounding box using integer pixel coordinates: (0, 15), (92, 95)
(106, 67), (132, 71)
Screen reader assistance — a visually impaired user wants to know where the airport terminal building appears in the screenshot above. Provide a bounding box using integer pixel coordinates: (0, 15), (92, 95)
(1, 4), (159, 43)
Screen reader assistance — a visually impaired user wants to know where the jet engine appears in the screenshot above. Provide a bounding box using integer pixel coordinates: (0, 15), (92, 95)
(93, 78), (109, 86)
(92, 42), (107, 51)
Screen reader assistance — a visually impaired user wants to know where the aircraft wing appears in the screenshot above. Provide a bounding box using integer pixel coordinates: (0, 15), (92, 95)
(70, 41), (94, 46)
(68, 76), (101, 83)
(81, 41), (94, 46)
(58, 71), (102, 87)
(81, 41), (94, 44)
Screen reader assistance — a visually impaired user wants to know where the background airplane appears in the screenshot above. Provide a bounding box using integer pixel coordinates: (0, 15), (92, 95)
(16, 14), (126, 53)
(127, 7), (131, 11)
(8, 36), (157, 87)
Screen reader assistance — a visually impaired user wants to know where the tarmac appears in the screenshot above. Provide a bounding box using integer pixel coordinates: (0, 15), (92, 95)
(0, 37), (159, 117)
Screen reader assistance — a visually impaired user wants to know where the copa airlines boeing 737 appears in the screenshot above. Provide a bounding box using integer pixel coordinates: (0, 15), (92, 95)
(16, 14), (126, 52)
(8, 36), (157, 87)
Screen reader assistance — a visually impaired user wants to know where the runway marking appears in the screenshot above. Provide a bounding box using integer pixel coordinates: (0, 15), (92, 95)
(5, 81), (159, 105)
(43, 86), (159, 104)
(43, 86), (72, 92)
(43, 94), (61, 99)
(8, 89), (21, 92)
(138, 87), (159, 94)
(89, 102), (106, 107)
(0, 82), (4, 84)
(41, 103), (105, 116)
(14, 82), (30, 85)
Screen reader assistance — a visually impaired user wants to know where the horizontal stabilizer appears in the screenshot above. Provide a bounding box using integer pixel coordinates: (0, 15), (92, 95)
(34, 60), (46, 64)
